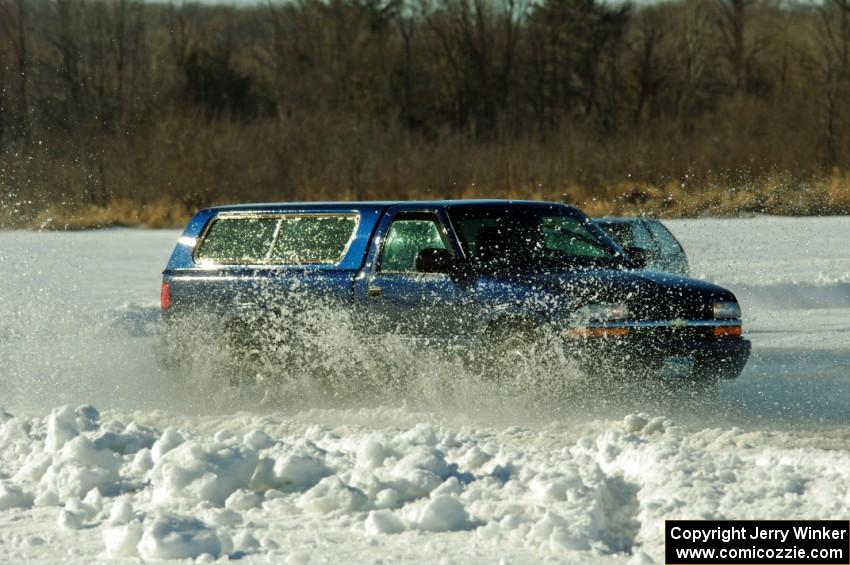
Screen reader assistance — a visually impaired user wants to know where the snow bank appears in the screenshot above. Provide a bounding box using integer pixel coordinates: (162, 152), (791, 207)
(1, 402), (849, 563)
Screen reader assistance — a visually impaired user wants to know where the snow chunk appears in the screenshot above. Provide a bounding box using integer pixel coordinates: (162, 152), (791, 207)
(108, 497), (135, 525)
(57, 498), (97, 530)
(57, 509), (86, 530)
(357, 438), (389, 469)
(0, 481), (34, 510)
(623, 414), (650, 433)
(549, 524), (591, 552)
(232, 530), (261, 553)
(394, 447), (450, 478)
(390, 447), (453, 500)
(374, 488), (399, 509)
(401, 424), (439, 447)
(151, 428), (184, 463)
(93, 421), (157, 455)
(364, 510), (405, 535)
(75, 405), (101, 432)
(528, 511), (568, 545)
(103, 521), (142, 558)
(137, 514), (222, 560)
(413, 495), (470, 532)
(83, 488), (104, 512)
(131, 448), (154, 474)
(432, 477), (463, 497)
(251, 450), (333, 492)
(243, 429), (274, 451)
(461, 446), (492, 470)
(46, 406), (79, 452)
(225, 489), (261, 511)
(643, 416), (670, 434)
(34, 490), (59, 507)
(13, 452), (51, 484)
(529, 472), (585, 502)
(150, 440), (259, 507)
(41, 436), (121, 499)
(205, 508), (243, 527)
(297, 476), (368, 513)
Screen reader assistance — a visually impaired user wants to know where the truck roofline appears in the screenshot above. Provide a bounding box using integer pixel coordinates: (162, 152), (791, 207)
(199, 199), (578, 214)
(593, 216), (654, 223)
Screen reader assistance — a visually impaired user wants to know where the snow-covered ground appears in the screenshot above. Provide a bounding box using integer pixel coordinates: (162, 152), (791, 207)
(0, 216), (848, 563)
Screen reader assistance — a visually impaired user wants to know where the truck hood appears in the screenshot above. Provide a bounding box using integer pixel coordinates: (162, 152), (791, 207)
(502, 269), (738, 321)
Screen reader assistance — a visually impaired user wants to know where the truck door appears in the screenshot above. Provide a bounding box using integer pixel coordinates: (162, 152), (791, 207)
(360, 208), (474, 340)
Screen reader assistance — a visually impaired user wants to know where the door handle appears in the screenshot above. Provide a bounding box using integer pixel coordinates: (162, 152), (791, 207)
(367, 286), (383, 297)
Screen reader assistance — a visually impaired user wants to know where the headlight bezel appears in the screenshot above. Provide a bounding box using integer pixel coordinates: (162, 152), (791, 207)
(713, 301), (741, 320)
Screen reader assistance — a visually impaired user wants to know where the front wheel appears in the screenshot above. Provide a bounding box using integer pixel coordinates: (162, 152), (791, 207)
(479, 323), (550, 392)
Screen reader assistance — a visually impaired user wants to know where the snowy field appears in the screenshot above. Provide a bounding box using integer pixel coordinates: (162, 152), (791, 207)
(0, 216), (849, 563)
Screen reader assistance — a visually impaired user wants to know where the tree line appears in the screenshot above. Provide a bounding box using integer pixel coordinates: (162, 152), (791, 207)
(1, 0), (850, 227)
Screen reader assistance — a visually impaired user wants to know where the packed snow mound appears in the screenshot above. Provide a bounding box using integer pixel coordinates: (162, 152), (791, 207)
(150, 440), (259, 507)
(136, 512), (225, 560)
(0, 482), (34, 511)
(1, 404), (850, 562)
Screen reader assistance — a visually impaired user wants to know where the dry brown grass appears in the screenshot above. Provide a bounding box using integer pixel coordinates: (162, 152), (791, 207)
(4, 115), (849, 230)
(31, 198), (193, 230)
(21, 172), (850, 231)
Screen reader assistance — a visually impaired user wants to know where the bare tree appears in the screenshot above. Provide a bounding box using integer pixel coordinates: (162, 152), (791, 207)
(629, 6), (669, 125)
(815, 0), (850, 165)
(674, 1), (710, 131)
(0, 0), (30, 144)
(167, 1), (199, 70)
(714, 0), (748, 93)
(51, 0), (83, 122)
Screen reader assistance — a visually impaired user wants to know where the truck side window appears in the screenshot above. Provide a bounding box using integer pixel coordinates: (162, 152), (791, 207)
(196, 217), (279, 263)
(631, 221), (656, 250)
(646, 220), (684, 256)
(270, 215), (358, 263)
(597, 223), (633, 248)
(541, 217), (617, 259)
(379, 217), (447, 273)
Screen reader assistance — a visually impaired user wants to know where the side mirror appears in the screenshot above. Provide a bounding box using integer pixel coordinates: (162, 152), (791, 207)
(415, 248), (460, 274)
(625, 246), (648, 269)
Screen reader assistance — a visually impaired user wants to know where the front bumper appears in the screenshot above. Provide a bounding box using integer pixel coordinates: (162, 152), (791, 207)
(569, 322), (752, 380)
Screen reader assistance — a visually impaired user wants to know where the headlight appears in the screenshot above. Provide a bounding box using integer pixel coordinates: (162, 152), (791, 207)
(573, 303), (629, 324)
(713, 301), (741, 319)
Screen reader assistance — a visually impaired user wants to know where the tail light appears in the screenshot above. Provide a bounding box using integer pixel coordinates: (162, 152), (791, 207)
(161, 281), (171, 310)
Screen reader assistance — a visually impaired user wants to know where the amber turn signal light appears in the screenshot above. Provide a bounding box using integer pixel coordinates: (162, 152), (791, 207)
(713, 325), (742, 337)
(570, 327), (629, 338)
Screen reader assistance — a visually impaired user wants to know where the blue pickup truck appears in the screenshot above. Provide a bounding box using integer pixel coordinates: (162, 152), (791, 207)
(160, 200), (750, 384)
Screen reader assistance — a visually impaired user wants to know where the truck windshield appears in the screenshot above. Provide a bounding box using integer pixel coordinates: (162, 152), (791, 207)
(448, 206), (626, 273)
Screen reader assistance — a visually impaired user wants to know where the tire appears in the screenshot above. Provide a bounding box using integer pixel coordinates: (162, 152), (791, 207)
(481, 322), (540, 390)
